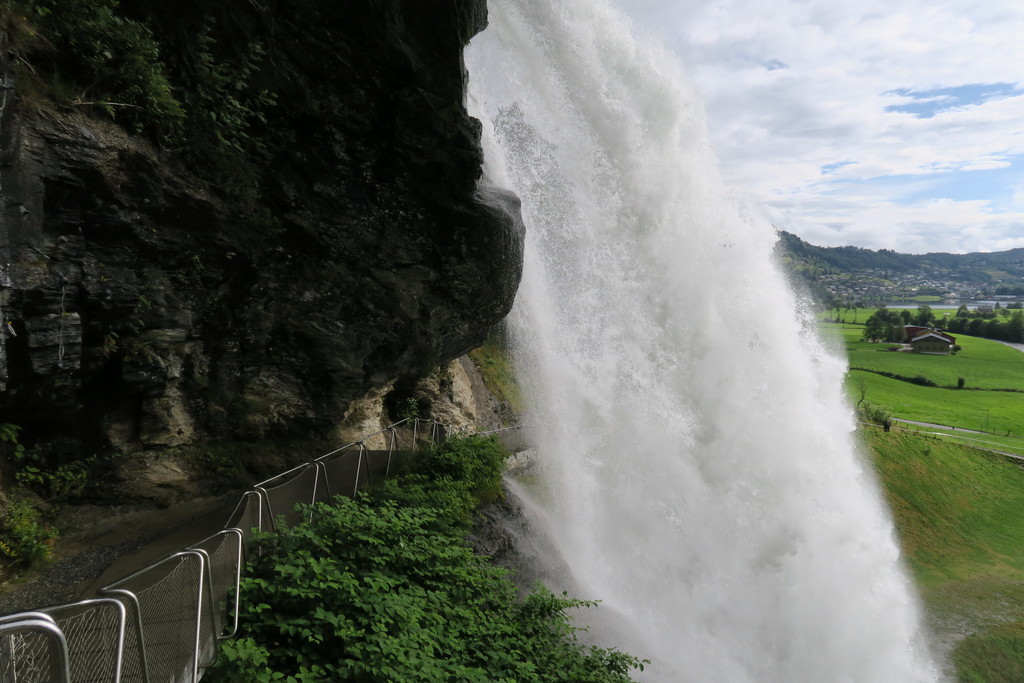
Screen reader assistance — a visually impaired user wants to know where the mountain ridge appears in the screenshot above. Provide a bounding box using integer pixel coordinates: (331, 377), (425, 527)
(775, 231), (1024, 302)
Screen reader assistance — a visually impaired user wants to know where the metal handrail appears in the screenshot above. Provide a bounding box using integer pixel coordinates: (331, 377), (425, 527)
(0, 616), (72, 683)
(0, 416), (458, 681)
(100, 550), (209, 683)
(43, 598), (129, 683)
(188, 530), (244, 641)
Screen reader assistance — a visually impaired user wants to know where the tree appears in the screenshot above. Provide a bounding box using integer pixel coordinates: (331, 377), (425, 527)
(983, 318), (1004, 340)
(914, 304), (934, 327)
(863, 307), (905, 343)
(1008, 310), (1024, 343)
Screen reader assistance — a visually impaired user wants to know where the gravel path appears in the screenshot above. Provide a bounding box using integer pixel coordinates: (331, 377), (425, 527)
(0, 494), (237, 615)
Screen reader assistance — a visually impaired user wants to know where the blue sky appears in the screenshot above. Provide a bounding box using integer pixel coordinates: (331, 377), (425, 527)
(614, 0), (1024, 254)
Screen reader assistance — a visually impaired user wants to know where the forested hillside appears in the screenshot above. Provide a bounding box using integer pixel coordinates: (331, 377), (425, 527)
(776, 231), (1024, 302)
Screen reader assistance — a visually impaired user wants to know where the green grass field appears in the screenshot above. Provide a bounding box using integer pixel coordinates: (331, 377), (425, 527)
(847, 370), (1024, 437)
(819, 314), (1024, 679)
(823, 324), (1024, 391)
(863, 429), (1024, 681)
(816, 322), (1024, 455)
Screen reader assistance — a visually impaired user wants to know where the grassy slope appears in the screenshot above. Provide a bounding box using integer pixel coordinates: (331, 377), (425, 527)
(865, 430), (1024, 585)
(862, 429), (1024, 680)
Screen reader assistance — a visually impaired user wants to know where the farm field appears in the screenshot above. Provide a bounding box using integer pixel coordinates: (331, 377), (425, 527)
(817, 321), (1024, 454)
(825, 317), (1024, 679)
(821, 324), (1024, 390)
(847, 369), (1024, 440)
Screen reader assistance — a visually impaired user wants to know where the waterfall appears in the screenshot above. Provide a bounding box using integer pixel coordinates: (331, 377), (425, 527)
(465, 1), (940, 681)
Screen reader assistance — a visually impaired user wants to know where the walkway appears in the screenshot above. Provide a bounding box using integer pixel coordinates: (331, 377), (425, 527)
(893, 418), (983, 434)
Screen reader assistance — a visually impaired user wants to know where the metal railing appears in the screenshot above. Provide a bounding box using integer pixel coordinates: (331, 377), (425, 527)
(475, 424), (529, 454)
(0, 417), (473, 682)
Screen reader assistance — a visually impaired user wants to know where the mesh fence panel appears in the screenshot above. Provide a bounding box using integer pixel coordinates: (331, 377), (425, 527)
(316, 448), (367, 501)
(256, 464), (320, 530)
(115, 595), (147, 683)
(225, 491), (264, 543)
(362, 450), (393, 484)
(44, 599), (125, 683)
(0, 618), (68, 683)
(104, 552), (206, 683)
(186, 552), (217, 672)
(495, 427), (529, 453)
(190, 530), (243, 641)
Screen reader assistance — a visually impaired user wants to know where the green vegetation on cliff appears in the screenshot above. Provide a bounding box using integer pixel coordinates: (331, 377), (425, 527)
(7, 0), (275, 195)
(469, 328), (524, 416)
(207, 436), (645, 682)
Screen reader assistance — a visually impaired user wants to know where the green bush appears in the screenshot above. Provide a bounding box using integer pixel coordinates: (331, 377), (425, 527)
(415, 435), (509, 505)
(0, 499), (56, 569)
(856, 399), (891, 427)
(206, 436), (644, 682)
(17, 0), (183, 133)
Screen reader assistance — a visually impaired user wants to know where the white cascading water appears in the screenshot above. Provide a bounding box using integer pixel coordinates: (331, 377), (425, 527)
(466, 1), (941, 682)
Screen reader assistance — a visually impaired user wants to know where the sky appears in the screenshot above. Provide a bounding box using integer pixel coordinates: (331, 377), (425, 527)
(615, 0), (1024, 254)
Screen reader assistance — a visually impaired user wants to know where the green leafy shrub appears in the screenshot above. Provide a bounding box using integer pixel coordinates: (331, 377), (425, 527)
(416, 435), (509, 506)
(16, 0), (183, 133)
(206, 435), (644, 682)
(395, 397), (421, 421)
(0, 499), (56, 570)
(8, 437), (122, 503)
(856, 399), (892, 427)
(209, 498), (643, 682)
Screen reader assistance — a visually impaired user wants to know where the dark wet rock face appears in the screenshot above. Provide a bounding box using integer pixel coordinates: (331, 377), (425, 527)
(0, 1), (523, 466)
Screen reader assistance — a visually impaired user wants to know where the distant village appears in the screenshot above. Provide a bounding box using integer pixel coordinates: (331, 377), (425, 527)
(775, 230), (1024, 309)
(818, 269), (1022, 308)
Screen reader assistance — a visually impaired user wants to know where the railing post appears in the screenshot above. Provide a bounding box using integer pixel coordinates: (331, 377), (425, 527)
(0, 614), (72, 683)
(353, 442), (366, 497)
(385, 427), (398, 477)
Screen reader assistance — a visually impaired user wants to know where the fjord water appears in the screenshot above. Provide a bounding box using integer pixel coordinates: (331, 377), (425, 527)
(465, 1), (939, 681)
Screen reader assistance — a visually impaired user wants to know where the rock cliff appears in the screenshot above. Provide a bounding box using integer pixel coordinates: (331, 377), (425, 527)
(0, 1), (523, 480)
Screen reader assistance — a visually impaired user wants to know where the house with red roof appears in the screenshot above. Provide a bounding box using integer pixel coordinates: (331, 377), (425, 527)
(903, 326), (956, 354)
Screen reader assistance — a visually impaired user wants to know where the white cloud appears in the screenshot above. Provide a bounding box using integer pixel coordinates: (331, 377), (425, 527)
(615, 0), (1024, 253)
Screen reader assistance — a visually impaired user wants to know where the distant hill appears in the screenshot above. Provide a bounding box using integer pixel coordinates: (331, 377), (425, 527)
(774, 231), (1024, 302)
